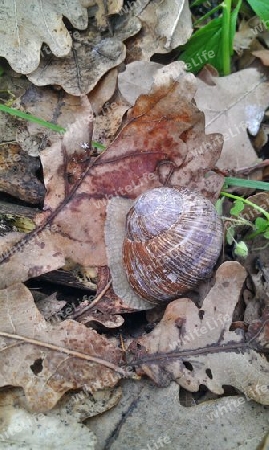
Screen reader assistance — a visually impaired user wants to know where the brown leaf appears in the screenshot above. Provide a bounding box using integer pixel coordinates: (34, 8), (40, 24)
(0, 63), (223, 291)
(195, 68), (269, 170)
(126, 0), (192, 62)
(0, 283), (124, 412)
(88, 68), (118, 115)
(0, 143), (45, 204)
(247, 307), (269, 352)
(17, 86), (95, 154)
(129, 262), (269, 405)
(252, 49), (269, 66)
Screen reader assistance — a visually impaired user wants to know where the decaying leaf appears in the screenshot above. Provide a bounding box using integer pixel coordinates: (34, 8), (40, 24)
(126, 0), (192, 61)
(0, 0), (89, 74)
(88, 380), (269, 450)
(0, 283), (124, 411)
(0, 63), (224, 293)
(28, 17), (141, 96)
(247, 307), (269, 352)
(130, 262), (269, 404)
(0, 143), (45, 203)
(234, 20), (257, 54)
(195, 68), (269, 169)
(0, 391), (97, 449)
(88, 68), (118, 115)
(57, 386), (122, 422)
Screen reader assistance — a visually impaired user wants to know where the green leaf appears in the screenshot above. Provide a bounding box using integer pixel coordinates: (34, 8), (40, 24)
(264, 230), (269, 239)
(246, 0), (269, 23)
(179, 16), (223, 74)
(230, 199), (245, 216)
(224, 177), (269, 191)
(91, 141), (105, 150)
(226, 227), (235, 245)
(255, 217), (269, 233)
(190, 0), (206, 7)
(234, 241), (248, 258)
(215, 197), (225, 216)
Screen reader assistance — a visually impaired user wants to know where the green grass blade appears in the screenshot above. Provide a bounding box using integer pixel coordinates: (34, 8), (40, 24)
(224, 176), (269, 190)
(0, 104), (66, 133)
(0, 103), (105, 150)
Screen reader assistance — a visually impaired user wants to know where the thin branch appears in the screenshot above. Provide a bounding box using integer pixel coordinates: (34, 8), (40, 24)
(0, 330), (129, 376)
(70, 280), (112, 319)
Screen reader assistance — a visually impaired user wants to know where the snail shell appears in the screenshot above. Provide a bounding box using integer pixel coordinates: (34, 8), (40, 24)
(122, 187), (223, 303)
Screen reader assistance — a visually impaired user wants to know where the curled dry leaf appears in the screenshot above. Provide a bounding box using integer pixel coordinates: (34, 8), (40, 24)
(0, 64), (224, 303)
(129, 262), (269, 405)
(0, 283), (124, 412)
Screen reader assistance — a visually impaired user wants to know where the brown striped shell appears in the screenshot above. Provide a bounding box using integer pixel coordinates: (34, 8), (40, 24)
(122, 187), (223, 303)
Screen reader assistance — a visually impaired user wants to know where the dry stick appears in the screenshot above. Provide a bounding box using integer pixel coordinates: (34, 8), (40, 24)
(70, 280), (112, 319)
(130, 343), (250, 367)
(0, 330), (129, 377)
(231, 159), (269, 176)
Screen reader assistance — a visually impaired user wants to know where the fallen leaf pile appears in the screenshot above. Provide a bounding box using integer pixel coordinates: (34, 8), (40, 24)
(0, 63), (224, 291)
(0, 61), (269, 421)
(0, 0), (192, 95)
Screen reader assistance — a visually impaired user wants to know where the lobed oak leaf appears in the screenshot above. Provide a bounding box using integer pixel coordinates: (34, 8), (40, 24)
(0, 63), (224, 298)
(0, 0), (89, 74)
(129, 262), (269, 405)
(0, 283), (124, 412)
(28, 17), (141, 96)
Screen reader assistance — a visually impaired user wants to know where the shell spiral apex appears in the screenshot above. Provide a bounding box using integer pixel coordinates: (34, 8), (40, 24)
(122, 187), (223, 303)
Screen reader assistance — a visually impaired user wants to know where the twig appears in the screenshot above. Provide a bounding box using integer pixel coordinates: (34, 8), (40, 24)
(0, 329), (128, 376)
(70, 280), (112, 319)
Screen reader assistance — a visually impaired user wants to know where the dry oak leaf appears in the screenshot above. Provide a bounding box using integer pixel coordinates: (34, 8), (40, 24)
(0, 0), (90, 74)
(0, 398), (97, 450)
(130, 262), (269, 405)
(126, 0), (192, 62)
(28, 17), (141, 95)
(0, 283), (124, 412)
(195, 68), (269, 170)
(0, 63), (224, 291)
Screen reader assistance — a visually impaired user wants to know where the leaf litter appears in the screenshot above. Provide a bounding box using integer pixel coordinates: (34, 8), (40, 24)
(0, 13), (269, 444)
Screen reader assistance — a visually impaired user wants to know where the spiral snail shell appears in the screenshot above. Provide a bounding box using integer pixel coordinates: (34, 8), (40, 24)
(122, 187), (223, 303)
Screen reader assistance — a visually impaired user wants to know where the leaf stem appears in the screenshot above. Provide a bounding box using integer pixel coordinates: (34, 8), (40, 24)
(220, 191), (269, 220)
